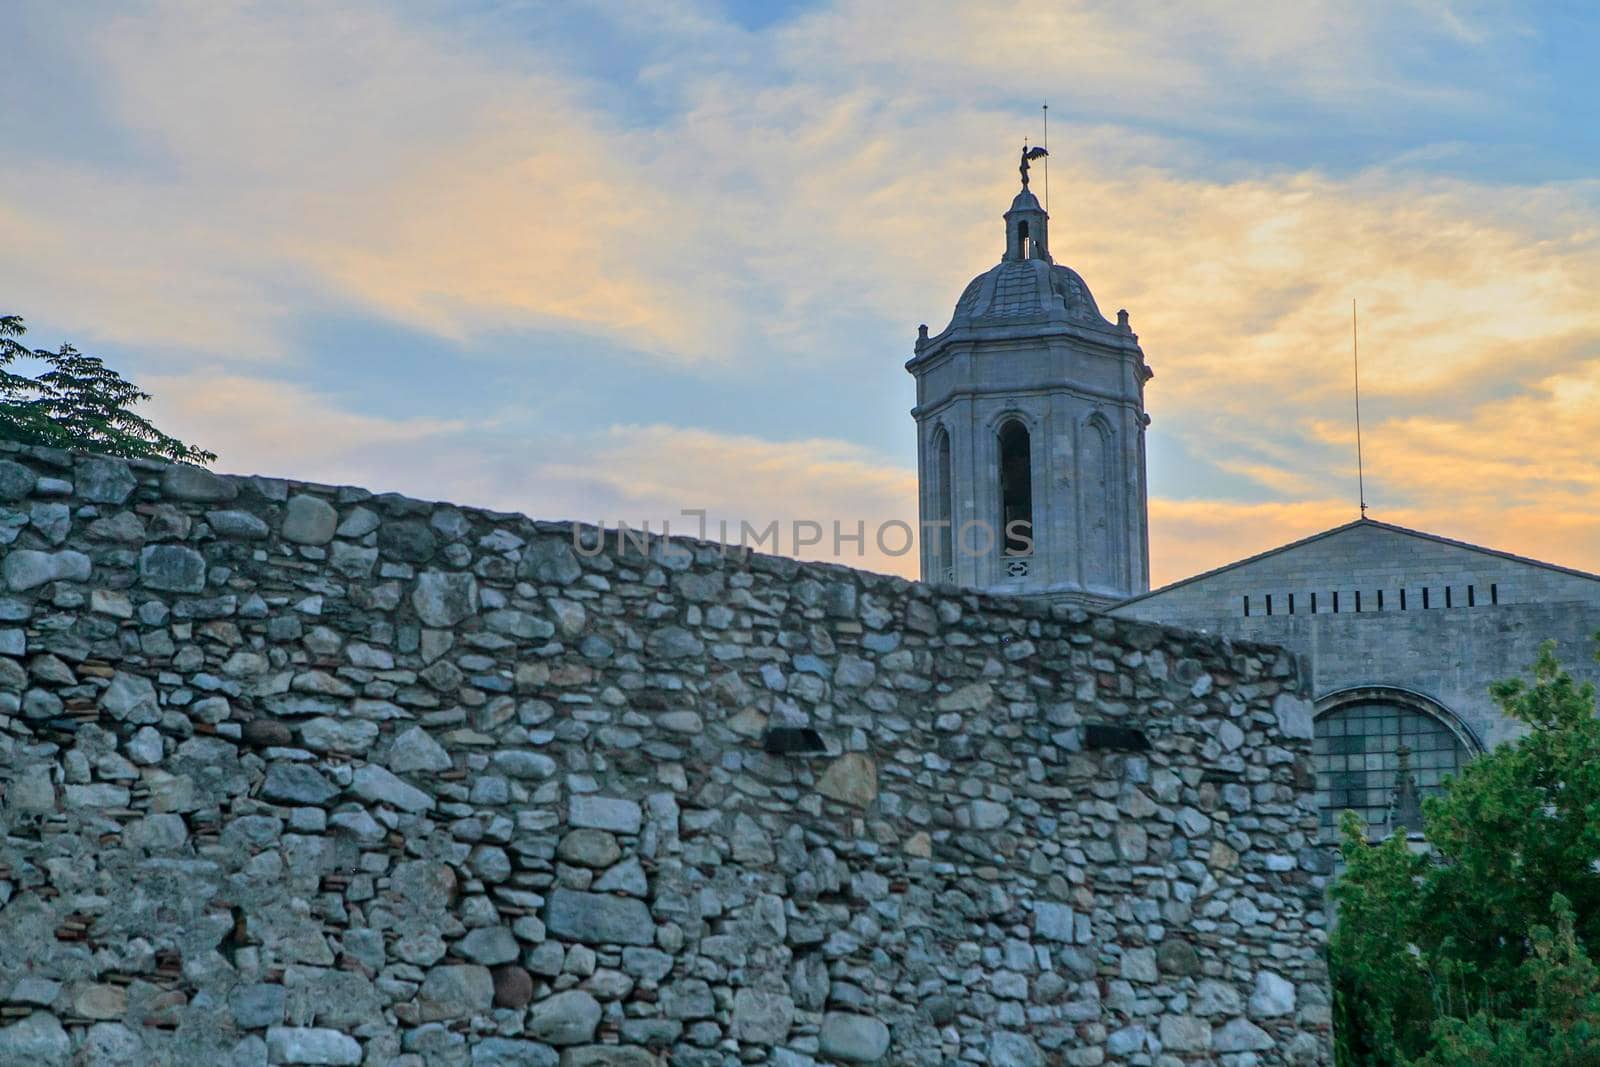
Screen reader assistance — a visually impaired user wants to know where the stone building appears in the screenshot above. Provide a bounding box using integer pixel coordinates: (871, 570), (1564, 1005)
(1112, 518), (1600, 840)
(914, 159), (1600, 841)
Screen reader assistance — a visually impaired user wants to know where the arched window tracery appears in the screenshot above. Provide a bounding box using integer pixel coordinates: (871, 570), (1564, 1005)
(1312, 688), (1477, 838)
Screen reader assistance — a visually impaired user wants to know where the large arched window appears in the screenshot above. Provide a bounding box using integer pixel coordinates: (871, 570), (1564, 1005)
(933, 427), (954, 581)
(997, 419), (1032, 557)
(1313, 689), (1476, 838)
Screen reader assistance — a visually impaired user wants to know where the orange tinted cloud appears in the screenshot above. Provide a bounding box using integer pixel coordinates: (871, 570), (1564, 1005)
(535, 425), (923, 575)
(1147, 498), (1364, 588)
(3, 3), (709, 362)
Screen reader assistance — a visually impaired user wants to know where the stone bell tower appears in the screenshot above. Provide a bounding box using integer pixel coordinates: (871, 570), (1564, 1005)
(905, 149), (1153, 607)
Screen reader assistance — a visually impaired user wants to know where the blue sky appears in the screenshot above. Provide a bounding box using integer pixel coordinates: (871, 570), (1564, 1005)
(6, 1), (1600, 582)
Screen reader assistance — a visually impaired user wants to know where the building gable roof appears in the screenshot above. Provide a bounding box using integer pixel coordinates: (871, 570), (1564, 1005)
(1113, 517), (1600, 610)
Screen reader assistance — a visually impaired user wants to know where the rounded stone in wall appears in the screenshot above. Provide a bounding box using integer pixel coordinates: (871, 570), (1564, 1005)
(525, 989), (601, 1045)
(819, 1013), (890, 1063)
(816, 753), (877, 808)
(1157, 938), (1202, 977)
(282, 494), (338, 545)
(379, 519), (437, 562)
(491, 965), (534, 1009)
(74, 456), (137, 504)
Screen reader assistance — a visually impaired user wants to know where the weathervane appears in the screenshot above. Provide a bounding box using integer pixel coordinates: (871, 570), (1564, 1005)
(1019, 143), (1048, 188)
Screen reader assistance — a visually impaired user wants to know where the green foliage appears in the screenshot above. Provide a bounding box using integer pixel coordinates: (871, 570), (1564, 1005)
(1330, 809), (1434, 1064)
(0, 315), (215, 465)
(1331, 638), (1600, 1066)
(1415, 897), (1600, 1067)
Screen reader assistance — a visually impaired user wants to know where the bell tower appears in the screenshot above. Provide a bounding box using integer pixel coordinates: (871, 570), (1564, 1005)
(906, 150), (1153, 607)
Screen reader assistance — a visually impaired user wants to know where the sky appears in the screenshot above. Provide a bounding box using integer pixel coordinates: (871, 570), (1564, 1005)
(5, 1), (1600, 587)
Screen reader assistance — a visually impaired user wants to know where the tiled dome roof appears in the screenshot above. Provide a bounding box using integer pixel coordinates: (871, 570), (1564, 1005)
(944, 257), (1110, 331)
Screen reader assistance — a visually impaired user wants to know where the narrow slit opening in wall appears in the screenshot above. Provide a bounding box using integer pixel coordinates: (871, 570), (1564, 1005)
(1310, 592), (1318, 613)
(763, 727), (828, 755)
(1355, 590), (1362, 613)
(1288, 593), (1295, 615)
(1468, 584), (1476, 607)
(1445, 586), (1453, 608)
(1491, 583), (1499, 605)
(1377, 589), (1385, 610)
(1332, 591), (1340, 613)
(1084, 723), (1151, 751)
(1265, 594), (1273, 616)
(1400, 588), (1407, 610)
(1423, 587), (1430, 609)
(1243, 595), (1250, 618)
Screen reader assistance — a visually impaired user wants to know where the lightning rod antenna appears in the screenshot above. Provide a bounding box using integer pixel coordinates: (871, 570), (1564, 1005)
(1042, 102), (1049, 212)
(1352, 299), (1368, 518)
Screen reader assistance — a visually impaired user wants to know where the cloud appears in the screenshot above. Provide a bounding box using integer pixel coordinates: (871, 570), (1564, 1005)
(1146, 497), (1361, 588)
(1333, 355), (1600, 573)
(1144, 340), (1600, 586)
(8, 0), (1600, 596)
(1, 1), (1541, 367)
(1043, 164), (1600, 536)
(141, 373), (926, 573)
(139, 372), (470, 484)
(2, 3), (707, 363)
(536, 424), (922, 573)
(774, 0), (1509, 129)
(142, 358), (1600, 595)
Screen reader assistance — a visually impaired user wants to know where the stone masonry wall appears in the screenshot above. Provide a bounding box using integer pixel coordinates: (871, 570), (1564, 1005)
(0, 441), (1332, 1067)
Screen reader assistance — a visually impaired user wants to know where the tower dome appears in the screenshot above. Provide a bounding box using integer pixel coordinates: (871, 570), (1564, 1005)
(906, 149), (1153, 607)
(944, 258), (1112, 332)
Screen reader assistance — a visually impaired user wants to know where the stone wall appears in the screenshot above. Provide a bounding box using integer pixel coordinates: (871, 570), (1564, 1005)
(0, 441), (1332, 1066)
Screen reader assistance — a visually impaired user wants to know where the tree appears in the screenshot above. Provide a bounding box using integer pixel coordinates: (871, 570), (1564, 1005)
(1415, 896), (1600, 1067)
(0, 314), (215, 465)
(1330, 637), (1600, 1066)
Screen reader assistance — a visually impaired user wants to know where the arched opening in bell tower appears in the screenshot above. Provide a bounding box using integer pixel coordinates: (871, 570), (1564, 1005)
(997, 420), (1033, 557)
(933, 427), (954, 581)
(1018, 220), (1031, 259)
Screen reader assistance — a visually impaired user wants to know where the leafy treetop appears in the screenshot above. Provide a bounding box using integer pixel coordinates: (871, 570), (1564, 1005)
(1, 315), (215, 465)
